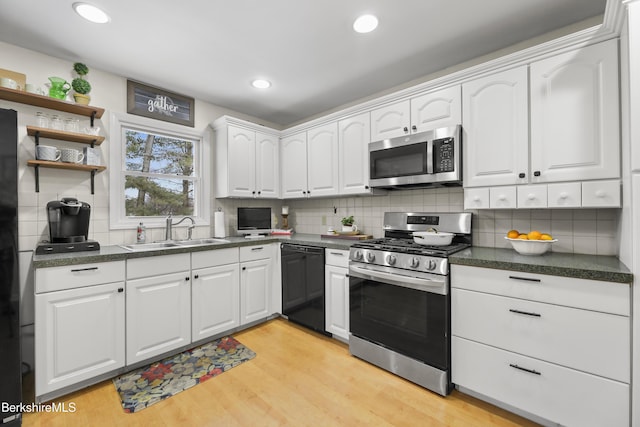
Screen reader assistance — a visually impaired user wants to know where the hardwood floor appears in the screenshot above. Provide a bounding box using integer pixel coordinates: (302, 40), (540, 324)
(23, 318), (540, 426)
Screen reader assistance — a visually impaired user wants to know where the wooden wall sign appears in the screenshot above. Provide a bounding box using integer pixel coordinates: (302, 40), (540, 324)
(127, 80), (195, 127)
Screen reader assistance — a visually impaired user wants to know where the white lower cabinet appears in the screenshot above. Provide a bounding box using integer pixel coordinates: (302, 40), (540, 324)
(451, 264), (630, 426)
(191, 248), (240, 341)
(324, 249), (349, 340)
(126, 253), (191, 365)
(34, 261), (126, 400)
(240, 245), (273, 325)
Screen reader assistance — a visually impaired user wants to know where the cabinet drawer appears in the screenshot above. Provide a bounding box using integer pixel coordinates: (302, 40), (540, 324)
(127, 253), (190, 279)
(35, 260), (125, 293)
(516, 184), (547, 208)
(464, 188), (489, 209)
(191, 247), (239, 270)
(451, 265), (630, 315)
(452, 288), (630, 382)
(452, 337), (629, 427)
(240, 244), (273, 262)
(325, 249), (349, 268)
(582, 179), (621, 207)
(489, 186), (517, 209)
(547, 182), (581, 207)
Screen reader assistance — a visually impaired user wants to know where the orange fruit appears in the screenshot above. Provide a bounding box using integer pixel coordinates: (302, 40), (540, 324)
(527, 230), (542, 240)
(507, 230), (519, 239)
(540, 234), (553, 240)
(517, 234), (529, 240)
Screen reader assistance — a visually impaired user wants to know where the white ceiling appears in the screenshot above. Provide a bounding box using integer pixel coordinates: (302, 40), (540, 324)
(0, 0), (606, 127)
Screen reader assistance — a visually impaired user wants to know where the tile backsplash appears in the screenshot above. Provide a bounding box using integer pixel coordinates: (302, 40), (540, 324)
(277, 187), (619, 256)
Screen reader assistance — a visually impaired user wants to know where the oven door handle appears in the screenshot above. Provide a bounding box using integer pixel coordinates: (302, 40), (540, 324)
(349, 265), (447, 295)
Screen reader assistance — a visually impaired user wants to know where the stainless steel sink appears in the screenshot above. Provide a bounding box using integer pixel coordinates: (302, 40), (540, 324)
(174, 238), (231, 246)
(119, 241), (182, 251)
(119, 238), (231, 252)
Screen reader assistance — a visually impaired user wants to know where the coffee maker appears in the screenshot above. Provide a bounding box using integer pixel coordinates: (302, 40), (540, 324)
(35, 197), (100, 254)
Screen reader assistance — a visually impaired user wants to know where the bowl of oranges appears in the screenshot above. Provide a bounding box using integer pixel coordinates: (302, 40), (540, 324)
(504, 230), (557, 255)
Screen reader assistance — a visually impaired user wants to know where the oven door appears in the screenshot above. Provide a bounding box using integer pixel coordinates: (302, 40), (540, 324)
(348, 263), (449, 370)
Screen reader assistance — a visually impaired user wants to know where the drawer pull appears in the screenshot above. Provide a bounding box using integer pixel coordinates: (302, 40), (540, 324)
(330, 252), (345, 256)
(251, 247), (264, 251)
(509, 363), (541, 376)
(509, 309), (541, 317)
(508, 275), (541, 283)
(70, 266), (99, 273)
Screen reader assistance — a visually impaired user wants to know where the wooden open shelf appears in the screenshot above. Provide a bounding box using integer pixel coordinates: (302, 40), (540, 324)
(27, 160), (106, 172)
(0, 86), (104, 121)
(26, 126), (105, 145)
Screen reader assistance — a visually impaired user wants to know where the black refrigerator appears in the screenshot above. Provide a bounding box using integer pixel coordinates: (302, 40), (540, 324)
(0, 108), (22, 426)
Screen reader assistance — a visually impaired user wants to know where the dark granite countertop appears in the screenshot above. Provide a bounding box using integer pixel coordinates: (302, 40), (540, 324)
(32, 233), (356, 268)
(450, 247), (633, 284)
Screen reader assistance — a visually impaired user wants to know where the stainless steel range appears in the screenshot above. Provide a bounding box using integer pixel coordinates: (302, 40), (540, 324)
(348, 211), (472, 396)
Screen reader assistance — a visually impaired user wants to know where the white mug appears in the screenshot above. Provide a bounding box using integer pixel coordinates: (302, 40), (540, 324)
(60, 148), (84, 163)
(0, 77), (17, 89)
(36, 145), (61, 161)
(25, 83), (38, 93)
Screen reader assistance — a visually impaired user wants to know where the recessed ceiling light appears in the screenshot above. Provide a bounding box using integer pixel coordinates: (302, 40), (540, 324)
(353, 14), (378, 33)
(251, 79), (271, 89)
(73, 2), (110, 24)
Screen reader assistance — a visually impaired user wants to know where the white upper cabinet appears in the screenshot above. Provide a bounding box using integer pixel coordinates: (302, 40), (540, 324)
(530, 39), (620, 182)
(463, 66), (529, 188)
(255, 131), (280, 198)
(307, 122), (340, 197)
(411, 85), (462, 133)
(214, 117), (280, 198)
(280, 132), (308, 198)
(370, 100), (411, 141)
(281, 124), (339, 199)
(370, 86), (462, 142)
(338, 112), (371, 195)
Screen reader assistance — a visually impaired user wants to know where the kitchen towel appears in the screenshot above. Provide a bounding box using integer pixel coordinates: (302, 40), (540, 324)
(214, 210), (225, 238)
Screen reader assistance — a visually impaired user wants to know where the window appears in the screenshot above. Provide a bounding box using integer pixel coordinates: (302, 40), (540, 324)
(110, 113), (210, 229)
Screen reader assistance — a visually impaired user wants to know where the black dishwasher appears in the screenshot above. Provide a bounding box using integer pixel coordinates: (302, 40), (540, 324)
(281, 244), (327, 334)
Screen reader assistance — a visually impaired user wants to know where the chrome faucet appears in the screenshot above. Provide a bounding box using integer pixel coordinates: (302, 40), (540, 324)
(165, 214), (196, 240)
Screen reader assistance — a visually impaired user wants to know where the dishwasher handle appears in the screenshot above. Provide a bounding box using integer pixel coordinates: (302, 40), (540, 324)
(281, 244), (324, 254)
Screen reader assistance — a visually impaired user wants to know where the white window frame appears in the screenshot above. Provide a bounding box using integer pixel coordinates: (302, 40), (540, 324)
(109, 112), (210, 230)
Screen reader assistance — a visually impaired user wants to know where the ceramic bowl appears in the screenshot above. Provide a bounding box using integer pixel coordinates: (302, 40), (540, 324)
(505, 237), (558, 255)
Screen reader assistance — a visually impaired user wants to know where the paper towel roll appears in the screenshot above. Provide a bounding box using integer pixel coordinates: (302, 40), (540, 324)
(214, 211), (225, 238)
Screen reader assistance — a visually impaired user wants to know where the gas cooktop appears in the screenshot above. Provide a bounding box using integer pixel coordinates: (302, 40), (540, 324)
(352, 238), (469, 257)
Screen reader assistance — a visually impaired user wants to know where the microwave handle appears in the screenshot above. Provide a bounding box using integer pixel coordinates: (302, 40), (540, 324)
(426, 139), (434, 174)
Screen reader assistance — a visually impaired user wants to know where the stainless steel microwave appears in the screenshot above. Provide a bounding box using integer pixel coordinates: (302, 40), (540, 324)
(369, 125), (462, 189)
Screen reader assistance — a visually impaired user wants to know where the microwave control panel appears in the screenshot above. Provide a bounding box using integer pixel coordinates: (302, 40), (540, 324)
(433, 137), (455, 173)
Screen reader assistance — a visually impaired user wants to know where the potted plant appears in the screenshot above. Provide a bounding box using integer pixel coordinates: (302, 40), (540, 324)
(341, 215), (357, 233)
(71, 62), (91, 105)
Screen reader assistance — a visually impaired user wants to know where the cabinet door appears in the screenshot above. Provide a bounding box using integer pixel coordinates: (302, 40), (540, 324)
(280, 132), (308, 198)
(463, 66), (529, 187)
(370, 100), (411, 141)
(325, 264), (349, 340)
(338, 113), (370, 195)
(240, 258), (271, 325)
(126, 271), (191, 365)
(530, 39), (620, 182)
(192, 263), (240, 341)
(35, 282), (125, 397)
(255, 131), (279, 198)
(410, 85), (461, 133)
(227, 125), (257, 197)
(307, 122), (339, 197)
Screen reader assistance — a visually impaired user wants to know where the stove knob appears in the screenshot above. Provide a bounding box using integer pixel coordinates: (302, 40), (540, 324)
(385, 255), (396, 266)
(353, 250), (363, 261)
(409, 257), (420, 268)
(366, 252), (376, 262)
(426, 259), (437, 271)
